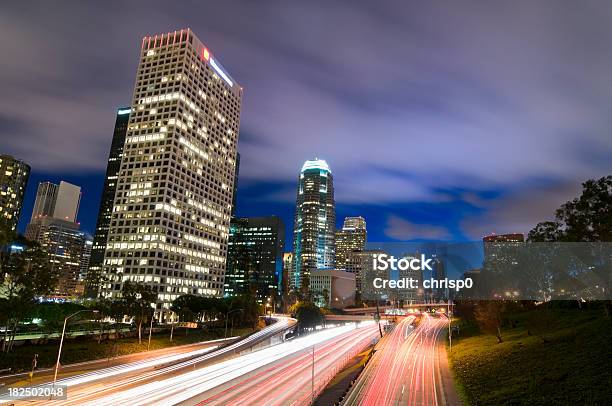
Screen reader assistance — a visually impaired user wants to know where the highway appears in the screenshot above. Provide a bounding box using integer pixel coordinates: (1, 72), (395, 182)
(0, 336), (230, 387)
(344, 313), (454, 406)
(43, 321), (377, 405)
(2, 316), (295, 405)
(189, 322), (380, 405)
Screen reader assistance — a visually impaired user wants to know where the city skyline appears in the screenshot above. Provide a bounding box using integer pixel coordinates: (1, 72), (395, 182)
(4, 1), (612, 247)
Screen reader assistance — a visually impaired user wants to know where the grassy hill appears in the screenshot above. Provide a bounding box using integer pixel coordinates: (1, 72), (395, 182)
(449, 305), (612, 405)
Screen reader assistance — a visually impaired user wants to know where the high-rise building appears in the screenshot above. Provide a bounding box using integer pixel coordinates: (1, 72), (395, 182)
(292, 159), (335, 292)
(360, 249), (391, 302)
(231, 152), (240, 217)
(224, 216), (284, 301)
(25, 181), (84, 297)
(25, 181), (82, 241)
(335, 216), (367, 271)
(0, 155), (30, 231)
(101, 29), (242, 316)
(29, 181), (81, 223)
(79, 237), (93, 285)
(85, 107), (130, 297)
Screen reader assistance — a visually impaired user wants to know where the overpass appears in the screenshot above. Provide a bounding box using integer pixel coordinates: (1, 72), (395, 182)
(342, 303), (451, 315)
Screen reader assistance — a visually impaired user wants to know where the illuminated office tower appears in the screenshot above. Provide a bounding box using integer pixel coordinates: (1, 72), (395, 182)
(0, 155), (30, 231)
(292, 159), (335, 291)
(85, 107), (130, 297)
(25, 181), (84, 297)
(224, 216), (284, 301)
(335, 216), (366, 270)
(102, 29), (242, 316)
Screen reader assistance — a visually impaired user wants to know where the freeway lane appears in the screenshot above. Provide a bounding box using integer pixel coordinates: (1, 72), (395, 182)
(345, 313), (456, 406)
(0, 337), (230, 388)
(74, 322), (377, 405)
(2, 316), (295, 405)
(190, 323), (380, 405)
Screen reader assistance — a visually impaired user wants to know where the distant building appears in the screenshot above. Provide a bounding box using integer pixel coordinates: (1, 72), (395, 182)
(29, 181), (81, 224)
(310, 269), (356, 309)
(483, 233), (525, 263)
(32, 218), (86, 297)
(79, 237), (93, 293)
(0, 155), (30, 231)
(335, 216), (366, 271)
(430, 257), (447, 302)
(359, 249), (391, 302)
(393, 253), (423, 304)
(224, 216), (285, 301)
(292, 159), (335, 292)
(282, 252), (293, 297)
(86, 107), (130, 297)
(25, 181), (84, 297)
(483, 233), (524, 243)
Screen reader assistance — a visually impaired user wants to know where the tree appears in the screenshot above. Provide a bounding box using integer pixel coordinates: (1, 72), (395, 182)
(474, 301), (506, 343)
(528, 176), (612, 242)
(122, 281), (157, 344)
(0, 236), (59, 352)
(527, 175), (612, 312)
(289, 301), (324, 333)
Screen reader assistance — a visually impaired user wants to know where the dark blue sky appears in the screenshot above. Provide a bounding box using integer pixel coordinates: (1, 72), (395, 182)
(5, 1), (612, 249)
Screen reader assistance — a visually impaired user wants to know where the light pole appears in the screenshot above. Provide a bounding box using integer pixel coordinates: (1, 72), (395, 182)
(147, 310), (155, 351)
(53, 309), (98, 390)
(224, 308), (243, 339)
(311, 345), (315, 404)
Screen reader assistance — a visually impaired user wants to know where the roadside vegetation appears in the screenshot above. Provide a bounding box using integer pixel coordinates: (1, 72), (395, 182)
(449, 302), (612, 405)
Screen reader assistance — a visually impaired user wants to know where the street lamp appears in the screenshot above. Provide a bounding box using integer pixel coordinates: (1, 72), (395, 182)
(224, 308), (243, 339)
(53, 309), (99, 390)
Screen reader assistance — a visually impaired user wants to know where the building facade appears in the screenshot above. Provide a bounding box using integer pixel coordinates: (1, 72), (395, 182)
(28, 181), (81, 224)
(292, 159), (335, 292)
(101, 29), (242, 316)
(224, 216), (284, 301)
(335, 216), (366, 271)
(85, 107), (130, 297)
(0, 155), (30, 231)
(25, 181), (84, 297)
(310, 269), (356, 309)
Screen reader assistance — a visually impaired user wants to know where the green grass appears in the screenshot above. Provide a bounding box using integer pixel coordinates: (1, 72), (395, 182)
(449, 307), (612, 405)
(0, 327), (252, 373)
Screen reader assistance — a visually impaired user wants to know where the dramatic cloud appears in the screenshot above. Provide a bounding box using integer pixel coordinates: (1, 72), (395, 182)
(385, 215), (451, 241)
(2, 1), (611, 239)
(460, 180), (588, 239)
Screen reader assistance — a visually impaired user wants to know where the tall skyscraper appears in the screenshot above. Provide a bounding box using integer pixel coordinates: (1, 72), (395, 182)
(292, 159), (335, 291)
(25, 181), (81, 241)
(102, 29), (242, 317)
(29, 181), (81, 223)
(85, 107), (130, 297)
(224, 216), (284, 301)
(25, 181), (84, 297)
(231, 152), (240, 217)
(335, 216), (367, 270)
(0, 154), (30, 231)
